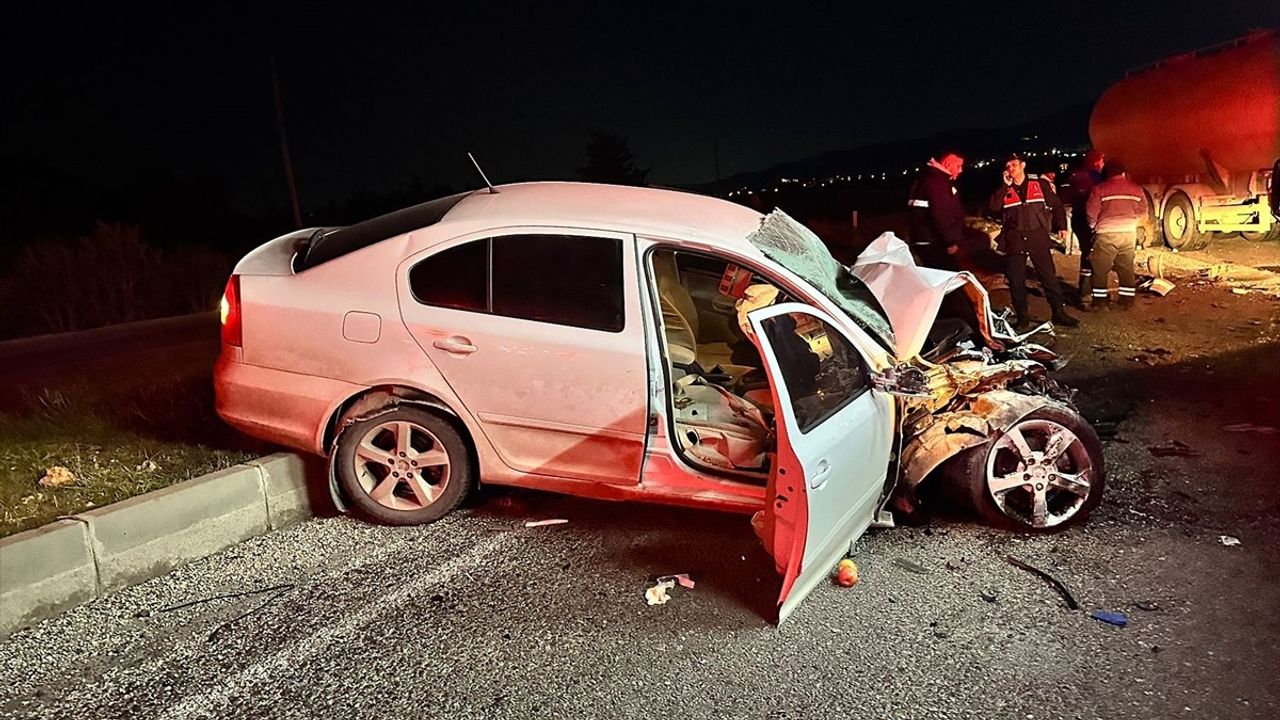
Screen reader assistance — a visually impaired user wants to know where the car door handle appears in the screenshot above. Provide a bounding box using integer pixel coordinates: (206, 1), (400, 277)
(433, 336), (477, 354)
(810, 458), (831, 489)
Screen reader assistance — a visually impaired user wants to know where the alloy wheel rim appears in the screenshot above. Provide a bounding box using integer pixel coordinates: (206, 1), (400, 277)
(352, 420), (451, 511)
(985, 419), (1092, 529)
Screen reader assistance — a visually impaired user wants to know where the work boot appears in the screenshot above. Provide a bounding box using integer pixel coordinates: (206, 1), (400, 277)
(1117, 296), (1135, 310)
(1051, 307), (1079, 328)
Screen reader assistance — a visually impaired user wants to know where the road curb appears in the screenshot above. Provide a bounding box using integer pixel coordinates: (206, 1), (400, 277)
(0, 452), (318, 639)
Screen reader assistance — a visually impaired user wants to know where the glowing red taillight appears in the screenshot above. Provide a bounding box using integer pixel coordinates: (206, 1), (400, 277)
(220, 274), (242, 347)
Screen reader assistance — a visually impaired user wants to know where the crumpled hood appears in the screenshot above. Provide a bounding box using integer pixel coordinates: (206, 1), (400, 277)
(851, 233), (998, 360)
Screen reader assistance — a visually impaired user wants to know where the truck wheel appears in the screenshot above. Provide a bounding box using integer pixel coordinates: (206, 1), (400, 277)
(1162, 192), (1208, 250)
(333, 407), (474, 526)
(1240, 226), (1280, 242)
(949, 407), (1105, 533)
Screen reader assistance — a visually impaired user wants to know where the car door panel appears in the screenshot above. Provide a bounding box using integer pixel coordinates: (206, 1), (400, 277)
(747, 302), (894, 622)
(398, 229), (649, 485)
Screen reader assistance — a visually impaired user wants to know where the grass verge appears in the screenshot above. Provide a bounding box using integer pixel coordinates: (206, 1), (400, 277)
(0, 377), (266, 538)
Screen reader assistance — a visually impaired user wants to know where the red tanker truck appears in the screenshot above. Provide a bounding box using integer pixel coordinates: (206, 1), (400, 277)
(1089, 30), (1280, 250)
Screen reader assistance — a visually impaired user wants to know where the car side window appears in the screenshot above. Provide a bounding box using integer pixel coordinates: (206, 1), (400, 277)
(491, 234), (624, 332)
(760, 312), (870, 434)
(408, 240), (488, 312)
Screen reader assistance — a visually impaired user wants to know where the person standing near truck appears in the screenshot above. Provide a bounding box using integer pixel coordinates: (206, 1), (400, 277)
(907, 149), (967, 270)
(1085, 160), (1149, 310)
(1062, 149), (1106, 304)
(989, 153), (1078, 328)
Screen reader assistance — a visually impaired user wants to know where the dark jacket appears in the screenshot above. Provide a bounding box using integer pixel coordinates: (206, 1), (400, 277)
(1061, 167), (1102, 212)
(989, 177), (1067, 251)
(908, 165), (966, 249)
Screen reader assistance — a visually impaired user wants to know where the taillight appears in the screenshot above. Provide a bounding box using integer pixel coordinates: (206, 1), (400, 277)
(220, 275), (243, 347)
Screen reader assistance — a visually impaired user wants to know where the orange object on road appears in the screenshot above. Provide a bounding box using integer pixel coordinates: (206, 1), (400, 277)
(836, 559), (859, 587)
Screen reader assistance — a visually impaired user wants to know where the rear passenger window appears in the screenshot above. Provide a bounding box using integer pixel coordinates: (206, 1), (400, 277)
(491, 235), (624, 332)
(409, 241), (488, 312)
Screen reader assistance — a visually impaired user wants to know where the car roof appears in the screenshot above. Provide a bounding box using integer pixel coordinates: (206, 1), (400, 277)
(441, 182), (764, 248)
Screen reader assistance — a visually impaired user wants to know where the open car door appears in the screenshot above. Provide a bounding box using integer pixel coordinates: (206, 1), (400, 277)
(746, 302), (894, 623)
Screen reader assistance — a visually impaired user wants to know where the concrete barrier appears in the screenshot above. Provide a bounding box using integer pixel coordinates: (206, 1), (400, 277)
(0, 520), (98, 638)
(0, 452), (320, 640)
(249, 453), (315, 530)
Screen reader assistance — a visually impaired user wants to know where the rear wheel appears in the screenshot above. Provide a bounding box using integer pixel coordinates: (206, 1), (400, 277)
(951, 407), (1105, 532)
(1162, 192), (1209, 250)
(334, 407), (474, 525)
(1240, 225), (1280, 242)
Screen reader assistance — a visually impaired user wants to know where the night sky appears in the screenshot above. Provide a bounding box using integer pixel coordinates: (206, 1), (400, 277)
(5, 1), (1278, 215)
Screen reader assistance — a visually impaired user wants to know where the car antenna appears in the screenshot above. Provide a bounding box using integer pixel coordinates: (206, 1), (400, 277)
(467, 152), (499, 193)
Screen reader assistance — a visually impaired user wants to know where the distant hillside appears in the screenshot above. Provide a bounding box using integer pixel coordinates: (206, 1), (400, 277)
(691, 103), (1092, 195)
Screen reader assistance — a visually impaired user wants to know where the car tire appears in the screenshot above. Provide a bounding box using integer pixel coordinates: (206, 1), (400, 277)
(950, 406), (1105, 533)
(333, 407), (474, 526)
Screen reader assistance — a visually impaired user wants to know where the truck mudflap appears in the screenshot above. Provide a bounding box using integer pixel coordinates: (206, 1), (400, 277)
(891, 389), (1067, 515)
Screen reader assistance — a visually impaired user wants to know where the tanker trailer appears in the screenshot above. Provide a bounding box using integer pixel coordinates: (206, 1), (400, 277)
(1089, 30), (1280, 250)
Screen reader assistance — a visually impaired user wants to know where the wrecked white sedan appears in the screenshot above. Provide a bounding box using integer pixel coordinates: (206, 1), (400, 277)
(216, 182), (1103, 620)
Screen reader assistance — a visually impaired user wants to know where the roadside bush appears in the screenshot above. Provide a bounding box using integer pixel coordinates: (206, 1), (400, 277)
(0, 222), (233, 339)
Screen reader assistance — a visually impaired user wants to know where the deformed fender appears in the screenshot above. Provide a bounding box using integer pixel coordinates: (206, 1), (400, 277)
(894, 389), (1067, 511)
(324, 390), (464, 514)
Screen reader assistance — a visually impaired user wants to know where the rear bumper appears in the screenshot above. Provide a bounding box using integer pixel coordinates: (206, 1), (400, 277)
(215, 348), (366, 455)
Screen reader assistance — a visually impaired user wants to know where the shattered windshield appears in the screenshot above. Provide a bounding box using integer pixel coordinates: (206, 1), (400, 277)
(747, 210), (896, 353)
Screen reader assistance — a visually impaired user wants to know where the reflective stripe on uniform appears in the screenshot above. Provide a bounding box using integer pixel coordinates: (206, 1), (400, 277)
(908, 199), (929, 208)
(1022, 197), (1045, 204)
(1118, 287), (1136, 296)
(1092, 289), (1110, 297)
(1100, 195), (1143, 202)
(1080, 269), (1092, 276)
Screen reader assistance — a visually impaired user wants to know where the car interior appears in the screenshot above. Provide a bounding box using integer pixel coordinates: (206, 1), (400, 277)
(649, 248), (794, 482)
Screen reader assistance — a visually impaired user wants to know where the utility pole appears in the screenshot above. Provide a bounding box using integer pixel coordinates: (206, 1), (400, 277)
(270, 55), (303, 228)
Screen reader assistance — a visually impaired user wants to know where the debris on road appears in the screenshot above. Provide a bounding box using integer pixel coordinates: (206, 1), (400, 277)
(980, 589), (998, 603)
(1007, 556), (1080, 610)
(657, 573), (696, 589)
(645, 579), (676, 606)
(523, 518), (569, 528)
(1222, 423), (1279, 435)
(835, 559), (859, 587)
(37, 466), (76, 488)
(1142, 278), (1176, 296)
(152, 583), (296, 615)
(1147, 440), (1200, 458)
(1090, 610), (1129, 627)
(945, 558), (966, 572)
(1218, 535), (1242, 547)
(893, 558), (930, 575)
(1134, 601), (1160, 612)
(135, 459), (160, 473)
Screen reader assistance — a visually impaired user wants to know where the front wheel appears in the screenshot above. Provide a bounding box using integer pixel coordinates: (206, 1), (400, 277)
(951, 406), (1105, 532)
(333, 407), (474, 525)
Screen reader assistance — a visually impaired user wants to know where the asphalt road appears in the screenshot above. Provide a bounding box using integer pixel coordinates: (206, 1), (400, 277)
(2, 265), (1278, 719)
(0, 313), (219, 411)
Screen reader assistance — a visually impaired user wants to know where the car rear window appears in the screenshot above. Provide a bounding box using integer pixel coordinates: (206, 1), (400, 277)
(408, 234), (625, 333)
(298, 191), (471, 270)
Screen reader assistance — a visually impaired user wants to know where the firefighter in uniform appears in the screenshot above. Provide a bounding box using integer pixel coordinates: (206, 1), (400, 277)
(1085, 160), (1149, 309)
(988, 153), (1079, 328)
(907, 150), (966, 269)
(1062, 149), (1106, 305)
